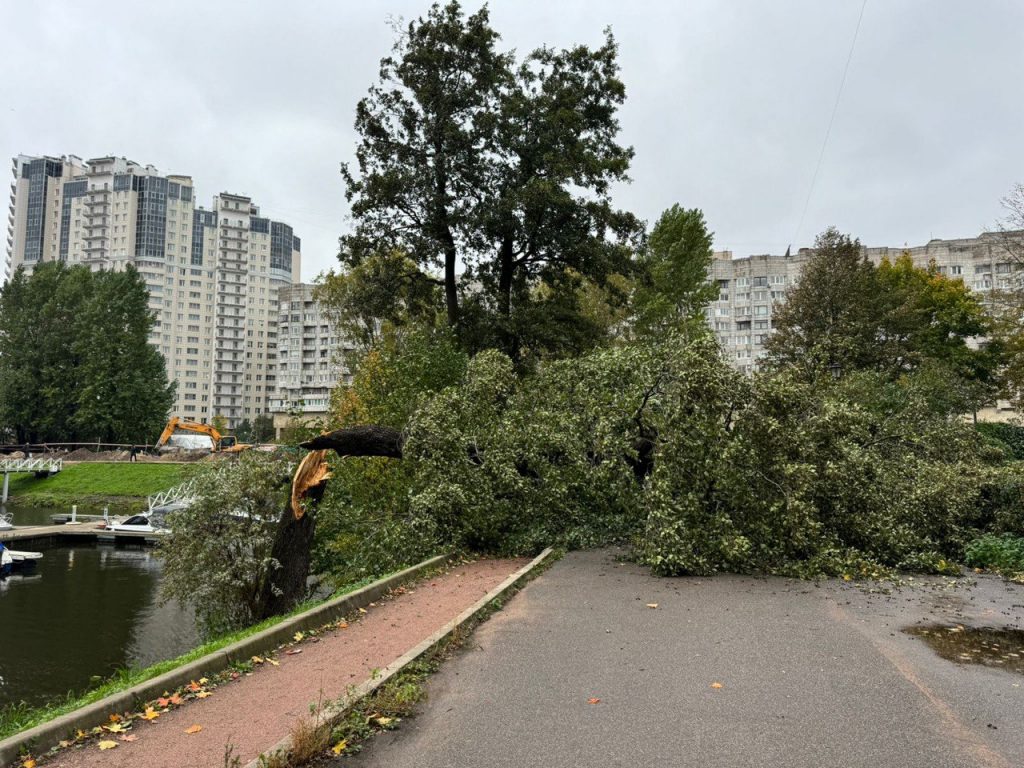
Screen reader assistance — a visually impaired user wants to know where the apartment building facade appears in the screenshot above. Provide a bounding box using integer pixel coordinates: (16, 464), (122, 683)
(269, 283), (352, 438)
(6, 154), (301, 429)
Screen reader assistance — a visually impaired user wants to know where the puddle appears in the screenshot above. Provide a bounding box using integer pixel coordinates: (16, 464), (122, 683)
(904, 624), (1024, 675)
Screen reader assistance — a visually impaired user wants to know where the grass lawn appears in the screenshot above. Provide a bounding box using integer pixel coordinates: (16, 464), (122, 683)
(6, 462), (189, 506)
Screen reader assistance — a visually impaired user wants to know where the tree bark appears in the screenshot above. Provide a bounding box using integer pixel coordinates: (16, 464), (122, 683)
(257, 427), (406, 618)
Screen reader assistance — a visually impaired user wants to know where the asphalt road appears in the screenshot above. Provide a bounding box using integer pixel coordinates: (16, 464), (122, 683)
(337, 549), (1024, 768)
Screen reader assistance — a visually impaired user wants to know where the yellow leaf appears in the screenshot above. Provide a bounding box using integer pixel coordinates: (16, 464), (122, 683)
(109, 713), (122, 723)
(198, 677), (209, 685)
(21, 759), (36, 768)
(104, 723), (127, 733)
(293, 631), (305, 642)
(267, 658), (280, 667)
(196, 691), (212, 699)
(710, 682), (723, 689)
(251, 655), (264, 664)
(842, 574), (852, 582)
(141, 707), (160, 721)
(58, 740), (72, 748)
(646, 603), (658, 609)
(98, 740), (119, 750)
(75, 730), (87, 740)
(374, 716), (394, 726)
(331, 739), (348, 755)
(358, 607), (368, 614)
(185, 724), (203, 734)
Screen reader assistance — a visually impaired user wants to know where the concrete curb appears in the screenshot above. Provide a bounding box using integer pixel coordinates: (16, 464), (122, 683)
(0, 553), (454, 767)
(243, 547), (555, 768)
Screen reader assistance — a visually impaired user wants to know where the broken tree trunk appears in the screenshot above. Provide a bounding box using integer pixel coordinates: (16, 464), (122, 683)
(256, 426), (405, 619)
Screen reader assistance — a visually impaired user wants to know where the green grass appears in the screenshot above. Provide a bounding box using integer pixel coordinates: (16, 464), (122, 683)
(6, 462), (189, 507)
(0, 573), (385, 743)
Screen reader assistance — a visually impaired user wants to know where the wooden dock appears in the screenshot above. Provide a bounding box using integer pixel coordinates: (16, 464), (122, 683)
(1, 524), (166, 547)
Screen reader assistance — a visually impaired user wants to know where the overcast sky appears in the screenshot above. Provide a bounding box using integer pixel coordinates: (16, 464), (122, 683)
(3, 0), (1022, 281)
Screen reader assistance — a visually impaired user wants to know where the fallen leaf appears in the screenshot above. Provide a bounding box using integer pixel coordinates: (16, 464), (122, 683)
(337, 621), (349, 630)
(293, 631), (305, 642)
(842, 574), (852, 582)
(20, 759), (36, 768)
(91, 726), (103, 735)
(156, 697), (170, 708)
(198, 677), (209, 685)
(196, 691), (213, 699)
(646, 603), (658, 609)
(104, 723), (127, 733)
(59, 740), (72, 748)
(587, 698), (601, 704)
(285, 649), (303, 656)
(187, 681), (201, 692)
(331, 740), (348, 755)
(374, 716), (394, 726)
(710, 682), (723, 689)
(251, 655), (264, 664)
(185, 725), (203, 735)
(119, 734), (138, 743)
(98, 740), (118, 751)
(109, 713), (122, 723)
(75, 730), (87, 740)
(358, 607), (368, 614)
(141, 707), (160, 721)
(168, 694), (183, 706)
(267, 658), (280, 667)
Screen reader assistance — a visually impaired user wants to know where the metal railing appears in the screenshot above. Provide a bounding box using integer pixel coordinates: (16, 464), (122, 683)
(147, 480), (197, 513)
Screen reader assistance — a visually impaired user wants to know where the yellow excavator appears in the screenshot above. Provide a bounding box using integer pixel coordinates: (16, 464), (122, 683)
(155, 417), (252, 453)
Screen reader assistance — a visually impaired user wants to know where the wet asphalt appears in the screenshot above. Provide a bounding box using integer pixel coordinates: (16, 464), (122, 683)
(335, 549), (1024, 768)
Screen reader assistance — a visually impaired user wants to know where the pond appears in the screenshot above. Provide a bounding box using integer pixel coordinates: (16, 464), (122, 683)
(0, 506), (199, 710)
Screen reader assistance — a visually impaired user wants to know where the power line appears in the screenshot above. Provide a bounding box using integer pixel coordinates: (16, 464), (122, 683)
(792, 0), (868, 247)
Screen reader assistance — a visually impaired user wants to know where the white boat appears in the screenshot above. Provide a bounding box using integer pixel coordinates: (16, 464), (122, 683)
(0, 546), (11, 577)
(8, 549), (42, 568)
(106, 514), (167, 534)
(0, 511), (13, 531)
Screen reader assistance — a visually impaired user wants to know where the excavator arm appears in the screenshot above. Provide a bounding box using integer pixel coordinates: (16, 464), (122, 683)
(155, 418), (250, 452)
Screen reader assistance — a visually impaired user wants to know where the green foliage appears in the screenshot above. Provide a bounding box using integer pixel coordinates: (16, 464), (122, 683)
(236, 414), (275, 444)
(341, 1), (643, 362)
(632, 205), (718, 337)
(159, 452), (294, 635)
(316, 250), (442, 356)
(766, 229), (1001, 405)
(313, 327), (468, 583)
(639, 364), (1006, 576)
(965, 535), (1024, 576)
(976, 421), (1024, 460)
(0, 263), (174, 443)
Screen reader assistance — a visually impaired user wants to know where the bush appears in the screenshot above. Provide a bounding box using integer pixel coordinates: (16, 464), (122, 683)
(976, 422), (1024, 460)
(159, 452), (294, 635)
(965, 534), (1024, 575)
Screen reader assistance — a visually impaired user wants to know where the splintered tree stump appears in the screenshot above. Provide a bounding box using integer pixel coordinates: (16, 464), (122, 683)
(257, 428), (406, 619)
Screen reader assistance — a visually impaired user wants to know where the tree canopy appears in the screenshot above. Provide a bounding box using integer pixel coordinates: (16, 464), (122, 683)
(340, 1), (642, 365)
(0, 262), (174, 444)
(766, 227), (1000, 404)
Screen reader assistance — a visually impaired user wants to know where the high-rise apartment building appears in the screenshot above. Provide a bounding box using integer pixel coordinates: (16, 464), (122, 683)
(5, 154), (301, 429)
(269, 283), (353, 438)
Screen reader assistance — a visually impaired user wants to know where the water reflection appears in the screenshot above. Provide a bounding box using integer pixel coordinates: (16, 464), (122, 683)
(0, 539), (198, 708)
(904, 624), (1024, 676)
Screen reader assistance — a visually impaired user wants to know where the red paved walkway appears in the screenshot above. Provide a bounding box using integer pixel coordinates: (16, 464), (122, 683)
(40, 558), (526, 768)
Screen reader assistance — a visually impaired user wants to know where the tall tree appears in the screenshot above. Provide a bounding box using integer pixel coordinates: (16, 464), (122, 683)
(341, 2), (642, 363)
(0, 263), (174, 443)
(765, 227), (880, 380)
(631, 205), (718, 337)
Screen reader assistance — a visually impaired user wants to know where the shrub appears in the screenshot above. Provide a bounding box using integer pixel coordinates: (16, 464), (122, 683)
(159, 451), (294, 635)
(965, 534), (1024, 575)
(976, 422), (1024, 461)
